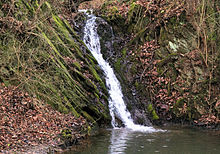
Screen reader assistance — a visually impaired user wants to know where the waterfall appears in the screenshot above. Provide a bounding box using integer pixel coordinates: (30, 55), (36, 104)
(83, 13), (158, 132)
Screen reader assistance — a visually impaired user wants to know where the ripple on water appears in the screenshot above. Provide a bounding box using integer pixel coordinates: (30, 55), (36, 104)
(64, 127), (220, 154)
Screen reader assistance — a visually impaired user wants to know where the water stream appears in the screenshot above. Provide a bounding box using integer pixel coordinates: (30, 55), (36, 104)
(64, 12), (220, 154)
(83, 13), (158, 132)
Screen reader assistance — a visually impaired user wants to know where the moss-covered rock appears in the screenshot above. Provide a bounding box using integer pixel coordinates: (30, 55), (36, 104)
(0, 0), (111, 127)
(148, 104), (159, 120)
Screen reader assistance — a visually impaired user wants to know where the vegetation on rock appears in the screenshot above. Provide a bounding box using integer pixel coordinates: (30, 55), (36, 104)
(99, 0), (220, 127)
(0, 0), (110, 152)
(0, 0), (110, 123)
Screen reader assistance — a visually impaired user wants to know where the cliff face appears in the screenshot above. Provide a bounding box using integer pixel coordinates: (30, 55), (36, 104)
(98, 0), (220, 127)
(0, 0), (111, 125)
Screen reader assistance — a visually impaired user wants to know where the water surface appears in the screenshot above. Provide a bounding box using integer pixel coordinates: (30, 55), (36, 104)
(64, 126), (220, 154)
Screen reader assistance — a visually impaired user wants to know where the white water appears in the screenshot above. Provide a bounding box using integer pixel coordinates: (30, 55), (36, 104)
(83, 14), (159, 132)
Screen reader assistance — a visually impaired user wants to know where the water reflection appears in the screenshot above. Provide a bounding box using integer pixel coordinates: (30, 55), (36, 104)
(109, 128), (134, 154)
(107, 127), (220, 154)
(65, 126), (220, 154)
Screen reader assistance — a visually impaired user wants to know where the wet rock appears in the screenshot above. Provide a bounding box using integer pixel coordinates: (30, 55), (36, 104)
(132, 109), (152, 126)
(96, 17), (115, 61)
(95, 17), (152, 126)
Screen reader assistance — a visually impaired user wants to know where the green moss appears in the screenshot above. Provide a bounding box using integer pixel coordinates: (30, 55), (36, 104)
(152, 110), (159, 120)
(94, 93), (100, 100)
(100, 81), (108, 94)
(147, 104), (153, 112)
(87, 126), (91, 136)
(148, 104), (159, 120)
(64, 96), (80, 117)
(114, 58), (121, 73)
(127, 2), (138, 23)
(89, 105), (102, 116)
(81, 111), (96, 123)
(112, 6), (119, 13)
(130, 63), (137, 74)
(135, 81), (139, 89)
(73, 61), (81, 70)
(89, 65), (102, 82)
(61, 129), (72, 139)
(87, 62), (108, 95)
(59, 104), (69, 114)
(122, 48), (127, 58)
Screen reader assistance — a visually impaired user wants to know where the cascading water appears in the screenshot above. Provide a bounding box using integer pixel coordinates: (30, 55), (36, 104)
(83, 13), (159, 132)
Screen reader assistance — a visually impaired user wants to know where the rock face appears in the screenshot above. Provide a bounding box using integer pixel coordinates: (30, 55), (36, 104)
(98, 0), (220, 127)
(94, 15), (152, 126)
(96, 17), (115, 61)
